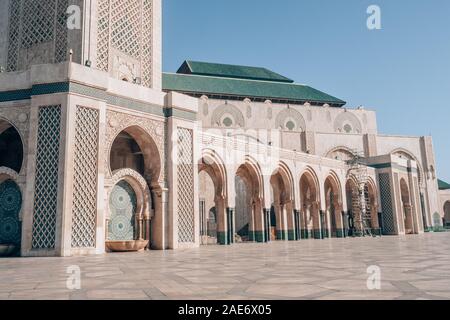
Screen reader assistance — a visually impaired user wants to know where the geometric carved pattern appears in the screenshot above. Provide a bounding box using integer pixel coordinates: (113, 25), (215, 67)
(31, 106), (61, 250)
(97, 0), (111, 72)
(211, 104), (245, 128)
(0, 180), (22, 245)
(177, 128), (195, 243)
(105, 111), (165, 183)
(71, 106), (99, 248)
(96, 0), (154, 88)
(110, 0), (141, 59)
(108, 181), (137, 241)
(334, 112), (362, 134)
(275, 108), (306, 131)
(55, 0), (69, 63)
(6, 0), (21, 72)
(141, 0), (153, 87)
(379, 173), (395, 235)
(7, 0), (68, 72)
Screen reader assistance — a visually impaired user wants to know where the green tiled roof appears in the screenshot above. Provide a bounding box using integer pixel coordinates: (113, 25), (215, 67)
(177, 60), (294, 83)
(162, 72), (346, 106)
(438, 179), (450, 190)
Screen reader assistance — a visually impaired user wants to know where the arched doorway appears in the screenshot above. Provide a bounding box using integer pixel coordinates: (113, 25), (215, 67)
(0, 119), (24, 256)
(346, 178), (360, 236)
(270, 165), (294, 241)
(444, 202), (450, 228)
(235, 160), (264, 242)
(108, 126), (161, 250)
(365, 180), (381, 235)
(400, 178), (414, 234)
(324, 174), (343, 238)
(198, 152), (227, 245)
(299, 169), (320, 239)
(0, 124), (23, 173)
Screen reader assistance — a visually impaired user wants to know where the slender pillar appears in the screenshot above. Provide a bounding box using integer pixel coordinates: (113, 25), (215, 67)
(286, 201), (296, 241)
(226, 207), (234, 245)
(254, 198), (265, 243)
(294, 210), (300, 240)
(264, 208), (271, 242)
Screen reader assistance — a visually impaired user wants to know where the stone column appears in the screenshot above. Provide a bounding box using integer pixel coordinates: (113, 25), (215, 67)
(286, 201), (296, 241)
(254, 198), (266, 243)
(151, 187), (168, 250)
(226, 207), (235, 244)
(294, 209), (301, 240)
(371, 202), (381, 236)
(312, 201), (321, 239)
(263, 208), (271, 242)
(216, 196), (228, 245)
(334, 202), (345, 238)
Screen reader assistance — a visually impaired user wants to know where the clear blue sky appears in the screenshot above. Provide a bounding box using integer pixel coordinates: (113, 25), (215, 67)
(163, 0), (450, 182)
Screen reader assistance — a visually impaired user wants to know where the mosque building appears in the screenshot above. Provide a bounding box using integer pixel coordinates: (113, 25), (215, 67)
(0, 0), (447, 256)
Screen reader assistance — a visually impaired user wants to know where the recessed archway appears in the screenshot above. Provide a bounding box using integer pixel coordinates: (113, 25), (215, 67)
(0, 120), (23, 174)
(107, 126), (162, 250)
(235, 158), (264, 242)
(324, 172), (343, 238)
(364, 179), (381, 235)
(198, 151), (227, 245)
(346, 177), (360, 236)
(444, 201), (450, 228)
(299, 168), (320, 239)
(270, 163), (294, 241)
(400, 178), (414, 234)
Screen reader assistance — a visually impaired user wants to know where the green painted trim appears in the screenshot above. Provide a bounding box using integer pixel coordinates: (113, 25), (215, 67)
(0, 82), (196, 121)
(287, 230), (296, 241)
(313, 230), (322, 239)
(217, 232), (228, 245)
(0, 88), (32, 102)
(255, 231), (265, 243)
(372, 228), (382, 236)
(248, 231), (255, 242)
(323, 229), (329, 238)
(336, 229), (345, 238)
(300, 229), (308, 239)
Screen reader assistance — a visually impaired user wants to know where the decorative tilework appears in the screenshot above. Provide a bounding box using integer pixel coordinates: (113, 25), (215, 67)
(31, 105), (61, 249)
(71, 106), (99, 248)
(177, 128), (195, 243)
(108, 181), (137, 241)
(379, 173), (395, 235)
(0, 180), (22, 245)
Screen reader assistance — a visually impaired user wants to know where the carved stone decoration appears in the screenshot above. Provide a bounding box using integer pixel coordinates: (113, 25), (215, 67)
(246, 105), (252, 119)
(333, 111), (362, 134)
(109, 168), (153, 219)
(211, 104), (245, 128)
(275, 108), (306, 132)
(105, 110), (165, 183)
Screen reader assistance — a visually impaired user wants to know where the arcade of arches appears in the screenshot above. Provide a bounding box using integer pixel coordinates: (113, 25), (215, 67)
(198, 159), (384, 245)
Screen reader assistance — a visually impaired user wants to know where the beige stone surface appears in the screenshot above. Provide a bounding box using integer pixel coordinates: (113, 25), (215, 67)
(1, 233), (450, 300)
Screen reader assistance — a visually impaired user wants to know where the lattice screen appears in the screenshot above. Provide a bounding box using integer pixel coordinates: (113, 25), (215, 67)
(96, 0), (153, 87)
(7, 0), (69, 72)
(71, 106), (99, 248)
(177, 128), (195, 243)
(379, 173), (395, 235)
(32, 106), (62, 250)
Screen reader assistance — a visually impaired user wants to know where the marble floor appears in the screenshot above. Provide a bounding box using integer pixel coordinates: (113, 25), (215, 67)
(1, 233), (450, 300)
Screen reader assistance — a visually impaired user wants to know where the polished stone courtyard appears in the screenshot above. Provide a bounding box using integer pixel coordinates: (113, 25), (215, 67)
(1, 233), (450, 300)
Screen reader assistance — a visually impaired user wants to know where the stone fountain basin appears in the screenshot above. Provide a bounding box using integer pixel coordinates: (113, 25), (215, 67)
(0, 244), (17, 257)
(105, 240), (149, 252)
